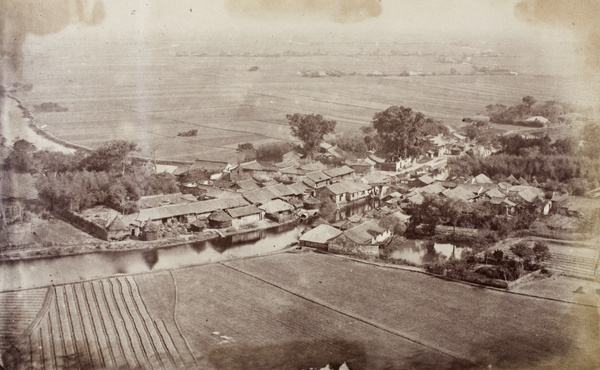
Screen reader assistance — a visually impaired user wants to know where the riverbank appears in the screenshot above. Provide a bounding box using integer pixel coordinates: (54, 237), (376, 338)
(0, 217), (300, 262)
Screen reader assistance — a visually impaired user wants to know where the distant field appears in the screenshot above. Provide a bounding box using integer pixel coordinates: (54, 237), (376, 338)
(17, 47), (591, 162)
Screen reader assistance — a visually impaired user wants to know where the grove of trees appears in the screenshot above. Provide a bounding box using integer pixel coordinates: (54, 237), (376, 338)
(371, 106), (426, 160)
(3, 140), (179, 214)
(287, 113), (336, 160)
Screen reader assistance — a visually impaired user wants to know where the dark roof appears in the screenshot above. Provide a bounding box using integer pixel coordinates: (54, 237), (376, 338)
(324, 166), (355, 178)
(1, 172), (38, 200)
(343, 220), (387, 244)
(226, 205), (262, 218)
(208, 209), (232, 222)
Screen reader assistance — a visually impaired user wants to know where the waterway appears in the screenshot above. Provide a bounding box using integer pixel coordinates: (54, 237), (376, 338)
(0, 224), (303, 292)
(389, 241), (471, 265)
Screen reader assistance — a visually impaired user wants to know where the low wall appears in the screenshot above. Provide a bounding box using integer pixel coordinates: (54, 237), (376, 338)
(56, 210), (108, 240)
(329, 243), (378, 256)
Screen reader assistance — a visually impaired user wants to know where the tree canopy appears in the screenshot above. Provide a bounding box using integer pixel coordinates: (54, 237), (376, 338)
(287, 113), (336, 159)
(371, 106), (426, 160)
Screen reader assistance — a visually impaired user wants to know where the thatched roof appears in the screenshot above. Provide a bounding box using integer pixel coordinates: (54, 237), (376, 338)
(143, 221), (160, 232)
(107, 216), (129, 231)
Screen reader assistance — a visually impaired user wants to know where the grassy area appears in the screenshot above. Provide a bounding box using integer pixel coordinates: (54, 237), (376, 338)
(224, 252), (600, 369)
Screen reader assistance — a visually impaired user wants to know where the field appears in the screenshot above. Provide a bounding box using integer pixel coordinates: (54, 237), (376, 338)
(2, 251), (598, 369)
(222, 252), (600, 369)
(14, 38), (595, 162)
(3, 276), (195, 369)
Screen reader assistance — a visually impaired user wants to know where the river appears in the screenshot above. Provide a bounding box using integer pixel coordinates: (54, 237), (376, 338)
(0, 224), (303, 292)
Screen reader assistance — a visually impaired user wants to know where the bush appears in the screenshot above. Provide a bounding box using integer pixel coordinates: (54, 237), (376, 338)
(510, 242), (535, 259)
(177, 129), (198, 137)
(533, 241), (551, 262)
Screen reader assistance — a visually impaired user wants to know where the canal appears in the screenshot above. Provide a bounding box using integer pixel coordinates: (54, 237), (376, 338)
(0, 224), (303, 292)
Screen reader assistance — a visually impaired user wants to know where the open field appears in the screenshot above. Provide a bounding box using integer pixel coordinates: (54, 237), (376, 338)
(3, 276), (195, 369)
(223, 252), (600, 369)
(13, 38), (594, 162)
(172, 262), (466, 370)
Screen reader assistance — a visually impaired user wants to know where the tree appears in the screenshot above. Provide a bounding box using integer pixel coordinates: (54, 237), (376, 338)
(5, 139), (37, 173)
(371, 106), (426, 160)
(532, 241), (551, 262)
(287, 113), (336, 160)
(236, 142), (254, 152)
(80, 140), (139, 174)
(522, 96), (536, 108)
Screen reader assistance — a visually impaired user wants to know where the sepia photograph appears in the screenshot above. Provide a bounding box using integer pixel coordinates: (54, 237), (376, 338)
(1, 0), (599, 369)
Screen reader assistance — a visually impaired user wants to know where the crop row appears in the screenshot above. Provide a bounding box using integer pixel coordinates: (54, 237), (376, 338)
(18, 276), (194, 370)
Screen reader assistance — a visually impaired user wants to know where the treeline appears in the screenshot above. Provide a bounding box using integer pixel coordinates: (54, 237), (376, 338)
(450, 124), (600, 195)
(449, 154), (599, 195)
(486, 96), (577, 125)
(405, 194), (540, 241)
(237, 142), (294, 162)
(3, 139), (179, 213)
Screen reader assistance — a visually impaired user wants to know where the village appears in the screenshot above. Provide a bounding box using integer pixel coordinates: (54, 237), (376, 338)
(3, 103), (599, 289)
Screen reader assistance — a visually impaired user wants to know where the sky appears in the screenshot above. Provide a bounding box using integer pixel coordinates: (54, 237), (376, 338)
(2, 0), (598, 83)
(61, 0), (548, 39)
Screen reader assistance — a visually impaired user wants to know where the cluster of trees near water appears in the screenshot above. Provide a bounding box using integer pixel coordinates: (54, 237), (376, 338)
(450, 122), (600, 195)
(485, 96), (579, 126)
(3, 139), (178, 213)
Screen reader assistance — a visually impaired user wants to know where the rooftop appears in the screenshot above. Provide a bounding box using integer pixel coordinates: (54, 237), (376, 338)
(343, 220), (387, 245)
(325, 181), (371, 195)
(299, 224), (342, 244)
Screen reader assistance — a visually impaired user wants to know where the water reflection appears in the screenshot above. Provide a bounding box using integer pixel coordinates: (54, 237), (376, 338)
(389, 241), (470, 265)
(0, 225), (303, 292)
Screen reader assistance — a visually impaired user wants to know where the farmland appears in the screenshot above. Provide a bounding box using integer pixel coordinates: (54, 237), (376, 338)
(1, 251), (598, 369)
(14, 37), (595, 162)
(222, 252), (600, 369)
(2, 276), (195, 369)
